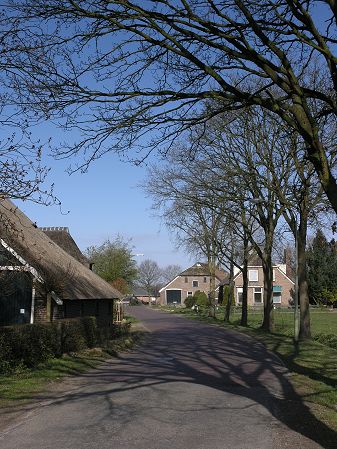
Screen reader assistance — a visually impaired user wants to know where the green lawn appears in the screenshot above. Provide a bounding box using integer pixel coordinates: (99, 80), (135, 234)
(228, 308), (337, 336)
(161, 305), (337, 337)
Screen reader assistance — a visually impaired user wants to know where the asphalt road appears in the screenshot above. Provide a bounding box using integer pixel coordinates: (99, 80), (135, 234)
(0, 307), (329, 449)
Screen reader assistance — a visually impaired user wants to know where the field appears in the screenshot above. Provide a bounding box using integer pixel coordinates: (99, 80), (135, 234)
(227, 308), (337, 337)
(160, 305), (337, 337)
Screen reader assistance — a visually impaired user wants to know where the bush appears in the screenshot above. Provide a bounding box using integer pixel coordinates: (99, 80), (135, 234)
(184, 295), (196, 309)
(97, 322), (131, 345)
(79, 316), (97, 349)
(59, 320), (87, 353)
(193, 290), (208, 308)
(0, 316), (100, 375)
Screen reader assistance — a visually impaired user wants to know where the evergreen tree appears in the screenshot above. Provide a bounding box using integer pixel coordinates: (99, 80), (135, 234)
(307, 230), (337, 305)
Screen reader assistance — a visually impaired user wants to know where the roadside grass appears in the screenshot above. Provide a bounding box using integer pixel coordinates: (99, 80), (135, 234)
(0, 317), (144, 409)
(157, 305), (337, 432)
(0, 348), (110, 408)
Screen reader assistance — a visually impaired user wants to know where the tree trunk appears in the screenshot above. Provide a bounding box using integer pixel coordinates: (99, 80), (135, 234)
(208, 257), (216, 318)
(241, 258), (248, 326)
(261, 253), (274, 332)
(224, 259), (234, 322)
(298, 215), (311, 339)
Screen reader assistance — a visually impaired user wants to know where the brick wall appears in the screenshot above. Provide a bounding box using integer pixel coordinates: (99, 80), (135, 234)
(234, 266), (294, 307)
(160, 275), (212, 305)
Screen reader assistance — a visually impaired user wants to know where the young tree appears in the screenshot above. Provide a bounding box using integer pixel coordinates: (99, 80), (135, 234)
(85, 236), (137, 293)
(5, 1), (337, 213)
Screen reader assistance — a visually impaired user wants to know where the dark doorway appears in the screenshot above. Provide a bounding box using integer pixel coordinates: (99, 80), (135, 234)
(166, 290), (182, 305)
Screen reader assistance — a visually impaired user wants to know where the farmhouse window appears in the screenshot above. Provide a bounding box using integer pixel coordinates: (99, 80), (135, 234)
(237, 288), (243, 304)
(192, 280), (199, 288)
(248, 270), (258, 281)
(254, 287), (262, 303)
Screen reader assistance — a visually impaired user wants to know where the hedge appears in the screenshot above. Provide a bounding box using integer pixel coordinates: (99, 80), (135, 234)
(0, 317), (130, 375)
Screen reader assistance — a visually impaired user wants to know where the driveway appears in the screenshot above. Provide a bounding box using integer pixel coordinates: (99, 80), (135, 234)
(0, 307), (330, 449)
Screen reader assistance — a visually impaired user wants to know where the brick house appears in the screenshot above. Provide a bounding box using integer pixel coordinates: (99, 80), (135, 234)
(233, 258), (294, 308)
(159, 262), (228, 306)
(0, 199), (122, 327)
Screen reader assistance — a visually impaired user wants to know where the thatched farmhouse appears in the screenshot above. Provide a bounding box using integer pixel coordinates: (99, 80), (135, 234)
(0, 199), (122, 327)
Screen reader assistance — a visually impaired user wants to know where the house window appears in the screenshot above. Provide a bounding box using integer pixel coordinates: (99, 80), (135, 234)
(237, 288), (243, 304)
(184, 277), (188, 283)
(254, 287), (263, 303)
(249, 270), (258, 281)
(192, 280), (199, 288)
(187, 291), (193, 297)
(273, 286), (282, 304)
(273, 292), (282, 304)
(204, 277), (207, 283)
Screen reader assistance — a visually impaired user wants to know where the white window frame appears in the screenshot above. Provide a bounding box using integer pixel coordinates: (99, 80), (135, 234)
(192, 280), (199, 288)
(187, 291), (193, 297)
(253, 287), (263, 304)
(237, 287), (243, 304)
(248, 269), (259, 282)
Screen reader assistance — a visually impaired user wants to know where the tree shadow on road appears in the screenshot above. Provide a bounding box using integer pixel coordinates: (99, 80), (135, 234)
(2, 310), (336, 448)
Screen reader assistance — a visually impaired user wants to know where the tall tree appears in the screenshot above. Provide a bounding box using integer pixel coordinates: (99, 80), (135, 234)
(5, 1), (337, 212)
(307, 230), (337, 306)
(161, 265), (182, 284)
(85, 236), (138, 293)
(136, 259), (162, 298)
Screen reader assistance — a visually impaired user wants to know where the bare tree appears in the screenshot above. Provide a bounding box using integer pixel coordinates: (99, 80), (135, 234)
(4, 1), (337, 213)
(136, 259), (162, 299)
(0, 132), (57, 205)
(161, 264), (182, 284)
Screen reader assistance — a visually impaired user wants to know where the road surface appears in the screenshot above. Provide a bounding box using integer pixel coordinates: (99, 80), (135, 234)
(0, 307), (329, 448)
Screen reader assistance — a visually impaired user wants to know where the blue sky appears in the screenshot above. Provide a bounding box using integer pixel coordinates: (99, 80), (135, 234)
(15, 149), (193, 269)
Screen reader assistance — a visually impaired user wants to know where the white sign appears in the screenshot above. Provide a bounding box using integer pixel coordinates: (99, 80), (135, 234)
(20, 309), (25, 314)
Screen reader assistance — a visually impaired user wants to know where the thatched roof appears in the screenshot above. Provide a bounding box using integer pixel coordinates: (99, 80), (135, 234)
(0, 199), (122, 300)
(40, 227), (90, 268)
(180, 263), (228, 282)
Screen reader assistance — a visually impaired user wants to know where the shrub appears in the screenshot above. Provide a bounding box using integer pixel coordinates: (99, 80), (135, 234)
(0, 317), (100, 375)
(59, 319), (86, 353)
(96, 321), (131, 345)
(193, 290), (208, 308)
(184, 295), (196, 309)
(81, 316), (97, 348)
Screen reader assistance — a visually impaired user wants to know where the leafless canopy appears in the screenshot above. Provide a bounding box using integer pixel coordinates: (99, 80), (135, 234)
(3, 1), (337, 210)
